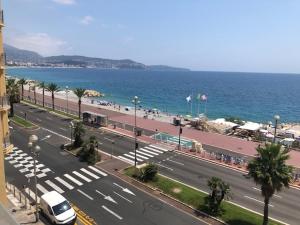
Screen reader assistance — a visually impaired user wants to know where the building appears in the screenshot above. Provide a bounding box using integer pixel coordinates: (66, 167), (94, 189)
(0, 5), (13, 205)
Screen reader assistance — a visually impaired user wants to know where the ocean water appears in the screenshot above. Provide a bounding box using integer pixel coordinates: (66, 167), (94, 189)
(6, 68), (300, 123)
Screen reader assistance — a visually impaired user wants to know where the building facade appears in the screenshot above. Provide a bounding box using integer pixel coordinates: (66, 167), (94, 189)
(0, 6), (12, 205)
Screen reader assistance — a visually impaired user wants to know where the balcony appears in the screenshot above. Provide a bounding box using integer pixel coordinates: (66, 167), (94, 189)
(0, 95), (9, 111)
(3, 135), (13, 154)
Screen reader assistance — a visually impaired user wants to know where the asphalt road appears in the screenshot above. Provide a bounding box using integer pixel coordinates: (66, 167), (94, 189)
(14, 103), (300, 225)
(5, 124), (205, 225)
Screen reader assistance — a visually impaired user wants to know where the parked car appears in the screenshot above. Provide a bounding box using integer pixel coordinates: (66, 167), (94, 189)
(40, 191), (77, 225)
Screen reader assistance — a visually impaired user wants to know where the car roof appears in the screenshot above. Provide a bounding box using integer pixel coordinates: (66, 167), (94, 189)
(41, 191), (66, 207)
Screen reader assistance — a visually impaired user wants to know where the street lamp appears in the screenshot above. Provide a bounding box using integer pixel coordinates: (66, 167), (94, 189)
(66, 86), (69, 114)
(178, 115), (183, 151)
(70, 121), (74, 146)
(273, 115), (280, 143)
(28, 134), (40, 222)
(132, 96), (140, 167)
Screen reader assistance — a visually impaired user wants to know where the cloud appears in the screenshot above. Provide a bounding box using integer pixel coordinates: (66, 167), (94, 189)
(6, 31), (69, 56)
(80, 16), (94, 25)
(52, 0), (75, 5)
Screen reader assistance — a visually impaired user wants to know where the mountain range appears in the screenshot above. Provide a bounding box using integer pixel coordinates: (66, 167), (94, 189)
(4, 44), (189, 71)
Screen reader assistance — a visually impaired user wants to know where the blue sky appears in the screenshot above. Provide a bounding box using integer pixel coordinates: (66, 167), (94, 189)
(4, 0), (300, 72)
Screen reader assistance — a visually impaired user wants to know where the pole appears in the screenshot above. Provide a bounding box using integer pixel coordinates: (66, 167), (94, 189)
(66, 86), (69, 114)
(70, 126), (73, 145)
(273, 119), (278, 143)
(178, 117), (182, 151)
(134, 100), (137, 167)
(33, 149), (39, 222)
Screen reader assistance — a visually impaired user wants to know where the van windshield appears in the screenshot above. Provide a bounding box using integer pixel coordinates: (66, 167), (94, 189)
(52, 201), (71, 216)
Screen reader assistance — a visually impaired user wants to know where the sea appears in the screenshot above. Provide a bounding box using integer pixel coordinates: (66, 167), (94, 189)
(6, 68), (300, 123)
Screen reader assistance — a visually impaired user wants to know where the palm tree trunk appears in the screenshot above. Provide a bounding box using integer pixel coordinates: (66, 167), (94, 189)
(34, 89), (36, 104)
(52, 92), (55, 110)
(79, 99), (81, 119)
(42, 88), (45, 107)
(21, 85), (24, 100)
(263, 197), (269, 225)
(9, 97), (14, 117)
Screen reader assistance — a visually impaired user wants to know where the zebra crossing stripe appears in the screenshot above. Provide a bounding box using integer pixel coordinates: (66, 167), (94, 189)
(136, 150), (154, 158)
(15, 150), (23, 154)
(5, 156), (13, 160)
(129, 152), (149, 160)
(149, 145), (169, 152)
(20, 168), (29, 173)
(9, 160), (18, 164)
(14, 164), (23, 168)
(37, 184), (48, 194)
(88, 166), (108, 177)
(118, 156), (134, 164)
(19, 153), (28, 157)
(139, 148), (159, 156)
(80, 168), (100, 179)
(37, 173), (47, 178)
(72, 171), (92, 183)
(25, 157), (33, 160)
(15, 157), (23, 160)
(45, 180), (64, 194)
(12, 147), (18, 150)
(55, 177), (74, 190)
(64, 174), (83, 186)
(144, 146), (163, 154)
(123, 154), (143, 162)
(25, 173), (35, 178)
(36, 164), (45, 168)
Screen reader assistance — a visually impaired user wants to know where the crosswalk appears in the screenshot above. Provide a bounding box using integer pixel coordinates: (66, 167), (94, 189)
(21, 165), (108, 203)
(5, 147), (52, 179)
(118, 144), (170, 165)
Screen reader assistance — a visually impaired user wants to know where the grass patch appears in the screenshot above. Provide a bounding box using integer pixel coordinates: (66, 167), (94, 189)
(124, 167), (282, 225)
(11, 115), (36, 128)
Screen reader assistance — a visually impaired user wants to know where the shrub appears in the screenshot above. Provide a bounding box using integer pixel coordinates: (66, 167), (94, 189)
(138, 164), (158, 182)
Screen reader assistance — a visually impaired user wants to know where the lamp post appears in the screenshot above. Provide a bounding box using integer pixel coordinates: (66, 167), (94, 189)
(70, 121), (74, 146)
(66, 86), (69, 114)
(132, 96), (140, 167)
(28, 134), (40, 222)
(178, 115), (183, 151)
(273, 115), (280, 143)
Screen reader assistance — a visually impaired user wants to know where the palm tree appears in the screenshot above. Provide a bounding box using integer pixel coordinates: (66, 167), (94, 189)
(39, 82), (46, 107)
(207, 177), (231, 214)
(32, 84), (37, 104)
(73, 122), (85, 148)
(6, 78), (19, 117)
(247, 144), (293, 225)
(73, 88), (86, 119)
(46, 83), (60, 110)
(17, 78), (27, 100)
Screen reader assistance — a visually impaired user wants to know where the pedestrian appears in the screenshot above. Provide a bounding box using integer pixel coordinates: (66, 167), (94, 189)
(24, 112), (27, 120)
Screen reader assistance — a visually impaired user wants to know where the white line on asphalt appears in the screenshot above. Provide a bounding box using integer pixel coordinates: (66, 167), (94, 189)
(36, 164), (45, 168)
(14, 164), (23, 168)
(139, 148), (159, 156)
(149, 145), (169, 152)
(5, 157), (13, 160)
(55, 177), (74, 190)
(113, 191), (132, 203)
(73, 171), (92, 182)
(144, 146), (163, 154)
(37, 184), (48, 194)
(102, 205), (123, 220)
(118, 156), (134, 164)
(19, 153), (28, 157)
(166, 159), (184, 166)
(88, 166), (108, 177)
(41, 135), (51, 141)
(9, 160), (18, 164)
(136, 150), (154, 158)
(15, 150), (23, 154)
(128, 152), (149, 160)
(80, 168), (100, 179)
(41, 127), (70, 140)
(25, 173), (35, 178)
(37, 173), (47, 178)
(36, 118), (42, 122)
(252, 187), (282, 198)
(77, 189), (94, 200)
(156, 163), (174, 171)
(45, 180), (64, 194)
(64, 174), (83, 186)
(123, 154), (143, 162)
(244, 196), (274, 207)
(59, 128), (67, 131)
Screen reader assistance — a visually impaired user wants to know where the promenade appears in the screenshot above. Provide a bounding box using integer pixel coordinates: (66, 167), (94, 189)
(23, 89), (300, 169)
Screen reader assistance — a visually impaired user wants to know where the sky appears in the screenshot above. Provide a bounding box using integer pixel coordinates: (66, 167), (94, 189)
(4, 0), (300, 73)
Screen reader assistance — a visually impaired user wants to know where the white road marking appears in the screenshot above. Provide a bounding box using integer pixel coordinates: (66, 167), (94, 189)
(252, 187), (282, 198)
(123, 154), (143, 162)
(41, 135), (51, 141)
(37, 173), (47, 178)
(139, 148), (159, 156)
(37, 184), (48, 194)
(5, 157), (13, 160)
(45, 180), (64, 194)
(88, 166), (108, 177)
(129, 152), (149, 160)
(144, 146), (163, 154)
(118, 156), (135, 164)
(166, 159), (184, 166)
(136, 150), (154, 158)
(36, 118), (42, 122)
(113, 183), (135, 196)
(64, 174), (83, 186)
(41, 127), (70, 140)
(244, 196), (274, 207)
(55, 177), (74, 190)
(14, 164), (23, 168)
(41, 168), (51, 173)
(9, 160), (18, 164)
(149, 145), (169, 152)
(113, 191), (132, 203)
(59, 128), (67, 131)
(77, 189), (93, 200)
(24, 164), (34, 168)
(19, 160), (28, 164)
(15, 150), (23, 154)
(36, 164), (45, 168)
(20, 168), (29, 173)
(25, 157), (33, 160)
(25, 173), (35, 178)
(72, 171), (92, 182)
(156, 163), (174, 171)
(19, 153), (28, 157)
(15, 157), (23, 160)
(95, 190), (117, 204)
(80, 168), (100, 179)
(102, 205), (123, 220)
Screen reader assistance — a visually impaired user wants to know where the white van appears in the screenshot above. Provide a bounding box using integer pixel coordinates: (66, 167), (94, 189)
(40, 191), (77, 225)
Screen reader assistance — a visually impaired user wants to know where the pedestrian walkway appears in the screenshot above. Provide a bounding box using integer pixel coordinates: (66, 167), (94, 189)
(5, 147), (52, 179)
(118, 144), (170, 165)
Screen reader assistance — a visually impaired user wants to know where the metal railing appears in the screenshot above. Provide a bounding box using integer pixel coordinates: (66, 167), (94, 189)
(0, 95), (9, 108)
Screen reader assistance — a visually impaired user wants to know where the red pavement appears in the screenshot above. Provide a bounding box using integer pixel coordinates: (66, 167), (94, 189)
(23, 90), (300, 169)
